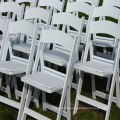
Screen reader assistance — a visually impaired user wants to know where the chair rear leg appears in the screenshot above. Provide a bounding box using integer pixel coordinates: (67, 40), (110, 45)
(33, 88), (40, 108)
(73, 71), (84, 115)
(106, 75), (111, 92)
(67, 86), (71, 120)
(91, 74), (96, 99)
(42, 91), (47, 111)
(13, 75), (19, 100)
(5, 75), (11, 99)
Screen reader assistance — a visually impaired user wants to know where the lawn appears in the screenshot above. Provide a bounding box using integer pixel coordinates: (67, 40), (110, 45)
(0, 0), (120, 120)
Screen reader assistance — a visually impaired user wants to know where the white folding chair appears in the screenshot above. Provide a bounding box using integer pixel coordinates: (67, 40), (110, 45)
(102, 0), (120, 92)
(12, 6), (52, 54)
(17, 29), (78, 120)
(0, 20), (39, 111)
(73, 7), (120, 120)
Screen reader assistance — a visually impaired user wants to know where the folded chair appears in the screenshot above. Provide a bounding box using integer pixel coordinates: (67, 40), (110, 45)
(0, 20), (39, 111)
(73, 8), (120, 120)
(17, 29), (78, 120)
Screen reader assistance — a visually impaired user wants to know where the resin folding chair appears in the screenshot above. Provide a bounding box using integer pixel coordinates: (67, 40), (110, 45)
(10, 6), (52, 107)
(12, 6), (52, 54)
(0, 20), (39, 111)
(73, 8), (120, 120)
(17, 29), (78, 120)
(102, 0), (120, 92)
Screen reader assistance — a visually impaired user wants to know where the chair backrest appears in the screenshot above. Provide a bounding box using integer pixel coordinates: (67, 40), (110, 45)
(2, 21), (39, 67)
(33, 29), (78, 81)
(103, 0), (120, 8)
(38, 0), (65, 12)
(0, 1), (24, 21)
(0, 18), (9, 61)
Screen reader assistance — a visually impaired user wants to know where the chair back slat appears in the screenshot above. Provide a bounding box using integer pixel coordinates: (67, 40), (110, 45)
(90, 21), (120, 39)
(92, 6), (120, 20)
(103, 0), (120, 7)
(9, 21), (35, 38)
(25, 7), (50, 23)
(77, 0), (100, 6)
(52, 12), (83, 31)
(41, 30), (75, 52)
(38, 0), (64, 12)
(66, 1), (91, 15)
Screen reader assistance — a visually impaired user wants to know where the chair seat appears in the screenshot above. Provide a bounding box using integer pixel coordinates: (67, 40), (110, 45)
(12, 43), (31, 53)
(0, 61), (27, 75)
(75, 61), (113, 76)
(22, 72), (64, 93)
(43, 50), (70, 66)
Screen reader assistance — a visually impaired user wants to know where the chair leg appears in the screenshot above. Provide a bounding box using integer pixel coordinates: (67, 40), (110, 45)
(73, 71), (84, 115)
(42, 91), (47, 111)
(0, 73), (3, 86)
(91, 75), (96, 99)
(106, 75), (111, 92)
(21, 86), (33, 120)
(116, 73), (120, 107)
(13, 75), (19, 100)
(33, 88), (40, 108)
(67, 86), (71, 120)
(17, 83), (28, 120)
(105, 73), (117, 120)
(5, 75), (11, 99)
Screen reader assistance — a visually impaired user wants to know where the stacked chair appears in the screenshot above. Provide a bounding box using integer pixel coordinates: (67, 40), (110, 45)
(0, 0), (120, 120)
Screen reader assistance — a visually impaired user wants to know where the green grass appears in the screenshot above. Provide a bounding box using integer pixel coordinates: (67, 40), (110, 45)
(1, 0), (120, 120)
(0, 73), (120, 120)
